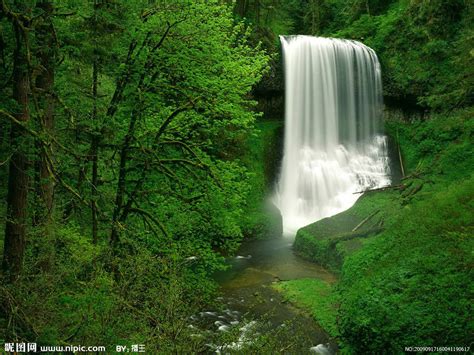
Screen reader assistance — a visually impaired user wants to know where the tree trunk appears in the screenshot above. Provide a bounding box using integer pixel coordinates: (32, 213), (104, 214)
(255, 0), (260, 25)
(3, 20), (30, 281)
(91, 58), (99, 244)
(235, 0), (248, 17)
(110, 110), (139, 249)
(90, 0), (101, 244)
(36, 0), (55, 224)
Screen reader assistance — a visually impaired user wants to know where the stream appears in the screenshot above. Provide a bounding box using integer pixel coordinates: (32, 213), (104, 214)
(203, 235), (339, 354)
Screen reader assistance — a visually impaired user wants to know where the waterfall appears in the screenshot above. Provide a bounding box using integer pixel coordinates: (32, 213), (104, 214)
(275, 35), (390, 236)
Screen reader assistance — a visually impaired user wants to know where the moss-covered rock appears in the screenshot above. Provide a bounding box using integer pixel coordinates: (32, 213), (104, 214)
(294, 190), (399, 271)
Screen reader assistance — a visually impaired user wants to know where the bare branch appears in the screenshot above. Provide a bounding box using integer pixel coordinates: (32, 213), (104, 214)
(159, 158), (202, 167)
(0, 0), (31, 27)
(0, 153), (13, 167)
(128, 207), (169, 238)
(153, 104), (195, 144)
(159, 140), (222, 188)
(0, 109), (88, 159)
(150, 18), (187, 53)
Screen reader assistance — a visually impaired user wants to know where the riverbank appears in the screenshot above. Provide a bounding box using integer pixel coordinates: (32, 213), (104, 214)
(213, 235), (339, 353)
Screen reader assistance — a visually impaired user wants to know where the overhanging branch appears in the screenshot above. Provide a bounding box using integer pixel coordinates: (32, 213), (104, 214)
(128, 207), (169, 238)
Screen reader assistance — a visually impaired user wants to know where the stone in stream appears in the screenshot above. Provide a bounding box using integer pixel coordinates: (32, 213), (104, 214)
(236, 255), (252, 259)
(310, 343), (332, 354)
(214, 320), (225, 326)
(200, 311), (217, 317)
(217, 325), (230, 332)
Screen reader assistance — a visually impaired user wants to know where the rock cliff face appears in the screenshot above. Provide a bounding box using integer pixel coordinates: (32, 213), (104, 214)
(253, 53), (284, 119)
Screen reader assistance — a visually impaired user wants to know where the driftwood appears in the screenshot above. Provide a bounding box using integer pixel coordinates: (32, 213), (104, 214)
(353, 184), (403, 194)
(354, 170), (429, 195)
(401, 183), (424, 199)
(401, 171), (424, 181)
(328, 227), (384, 247)
(352, 210), (380, 232)
(397, 128), (405, 178)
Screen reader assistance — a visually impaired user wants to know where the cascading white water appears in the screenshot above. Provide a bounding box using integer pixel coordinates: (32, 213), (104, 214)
(275, 35), (391, 236)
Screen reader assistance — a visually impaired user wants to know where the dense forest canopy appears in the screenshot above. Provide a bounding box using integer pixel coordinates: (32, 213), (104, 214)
(0, 0), (472, 353)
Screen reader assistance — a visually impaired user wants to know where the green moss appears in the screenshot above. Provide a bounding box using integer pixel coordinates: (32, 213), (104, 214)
(273, 279), (339, 338)
(338, 175), (474, 353)
(294, 190), (399, 271)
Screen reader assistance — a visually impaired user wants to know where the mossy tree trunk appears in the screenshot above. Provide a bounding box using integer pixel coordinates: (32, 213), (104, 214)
(3, 13), (30, 281)
(35, 0), (55, 226)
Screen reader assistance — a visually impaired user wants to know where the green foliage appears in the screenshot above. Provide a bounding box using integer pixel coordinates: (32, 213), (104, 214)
(273, 279), (339, 337)
(338, 176), (474, 353)
(0, 223), (218, 352)
(386, 108), (474, 179)
(292, 109), (474, 351)
(234, 0), (301, 44)
(0, 0), (272, 350)
(298, 0), (474, 111)
(51, 0), (270, 252)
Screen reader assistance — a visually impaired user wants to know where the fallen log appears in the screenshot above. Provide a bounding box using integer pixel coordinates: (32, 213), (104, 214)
(401, 170), (425, 181)
(328, 227), (384, 247)
(402, 182), (424, 199)
(352, 210), (380, 232)
(353, 184), (403, 194)
(397, 128), (406, 178)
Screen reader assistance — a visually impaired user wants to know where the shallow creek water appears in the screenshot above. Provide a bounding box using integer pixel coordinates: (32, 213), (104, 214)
(206, 236), (339, 353)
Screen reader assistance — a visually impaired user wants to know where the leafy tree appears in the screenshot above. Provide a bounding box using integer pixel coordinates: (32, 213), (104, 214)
(1, 0), (34, 280)
(0, 0), (269, 347)
(307, 0), (473, 111)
